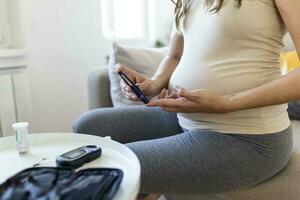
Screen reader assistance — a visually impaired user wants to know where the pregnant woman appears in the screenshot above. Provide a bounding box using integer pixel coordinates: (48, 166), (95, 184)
(74, 0), (300, 199)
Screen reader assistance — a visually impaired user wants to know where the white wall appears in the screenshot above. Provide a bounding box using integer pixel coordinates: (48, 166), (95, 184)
(8, 0), (24, 48)
(20, 0), (112, 132)
(19, 0), (173, 133)
(148, 0), (173, 46)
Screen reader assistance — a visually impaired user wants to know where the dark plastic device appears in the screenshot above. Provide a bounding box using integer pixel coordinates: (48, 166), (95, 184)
(118, 71), (150, 104)
(56, 145), (102, 168)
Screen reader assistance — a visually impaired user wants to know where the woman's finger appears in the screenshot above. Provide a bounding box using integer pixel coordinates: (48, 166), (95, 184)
(115, 63), (141, 80)
(121, 85), (132, 95)
(136, 80), (151, 93)
(167, 91), (179, 99)
(158, 89), (168, 99)
(125, 91), (138, 101)
(130, 93), (138, 100)
(115, 63), (136, 75)
(173, 85), (196, 100)
(160, 106), (181, 113)
(147, 99), (183, 107)
(149, 99), (176, 107)
(122, 87), (138, 101)
(125, 92), (137, 100)
(120, 80), (131, 92)
(121, 86), (127, 94)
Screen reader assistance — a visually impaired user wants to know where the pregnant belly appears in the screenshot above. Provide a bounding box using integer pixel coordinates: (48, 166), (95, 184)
(169, 60), (282, 95)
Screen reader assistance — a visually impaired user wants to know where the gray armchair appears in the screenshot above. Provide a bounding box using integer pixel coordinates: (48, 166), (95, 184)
(88, 66), (300, 200)
(87, 66), (112, 109)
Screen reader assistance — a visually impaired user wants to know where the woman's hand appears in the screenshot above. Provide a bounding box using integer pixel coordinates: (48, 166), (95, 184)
(147, 85), (233, 114)
(116, 64), (165, 101)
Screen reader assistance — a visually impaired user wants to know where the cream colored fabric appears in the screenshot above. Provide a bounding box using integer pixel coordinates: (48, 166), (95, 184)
(169, 0), (290, 134)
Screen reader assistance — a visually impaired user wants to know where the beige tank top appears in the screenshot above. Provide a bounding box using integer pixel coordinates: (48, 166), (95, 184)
(169, 0), (291, 134)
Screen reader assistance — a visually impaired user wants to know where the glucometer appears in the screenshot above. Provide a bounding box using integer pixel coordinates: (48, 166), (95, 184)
(56, 145), (102, 168)
(118, 71), (150, 104)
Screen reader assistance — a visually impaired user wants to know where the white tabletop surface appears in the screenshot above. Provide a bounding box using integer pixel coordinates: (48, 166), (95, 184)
(0, 133), (141, 200)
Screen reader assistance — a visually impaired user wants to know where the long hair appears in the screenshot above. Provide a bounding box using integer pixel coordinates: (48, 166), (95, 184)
(171, 0), (242, 30)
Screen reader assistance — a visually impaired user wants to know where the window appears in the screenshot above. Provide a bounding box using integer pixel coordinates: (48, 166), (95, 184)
(0, 0), (12, 48)
(101, 0), (148, 41)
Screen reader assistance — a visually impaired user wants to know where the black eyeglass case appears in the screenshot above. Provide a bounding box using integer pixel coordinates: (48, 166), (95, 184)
(0, 167), (123, 200)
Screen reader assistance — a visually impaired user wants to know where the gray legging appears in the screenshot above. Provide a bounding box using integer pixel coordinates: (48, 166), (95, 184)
(73, 106), (293, 195)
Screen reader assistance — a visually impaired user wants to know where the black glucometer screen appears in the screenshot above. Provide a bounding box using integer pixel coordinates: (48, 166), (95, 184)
(63, 149), (86, 159)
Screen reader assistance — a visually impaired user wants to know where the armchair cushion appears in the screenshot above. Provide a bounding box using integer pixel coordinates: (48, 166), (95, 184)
(87, 66), (113, 109)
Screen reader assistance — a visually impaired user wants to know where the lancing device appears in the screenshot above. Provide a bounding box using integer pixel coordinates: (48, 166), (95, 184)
(118, 71), (150, 104)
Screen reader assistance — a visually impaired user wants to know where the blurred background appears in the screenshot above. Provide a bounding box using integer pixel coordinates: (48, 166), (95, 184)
(0, 0), (296, 136)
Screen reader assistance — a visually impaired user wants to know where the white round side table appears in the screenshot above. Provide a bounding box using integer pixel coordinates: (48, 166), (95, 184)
(0, 133), (141, 200)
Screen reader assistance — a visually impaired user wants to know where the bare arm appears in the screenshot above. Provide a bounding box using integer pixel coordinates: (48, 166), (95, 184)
(227, 0), (300, 111)
(152, 32), (184, 90)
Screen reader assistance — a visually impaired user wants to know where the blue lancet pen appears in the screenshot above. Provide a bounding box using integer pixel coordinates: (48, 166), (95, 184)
(118, 71), (150, 104)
